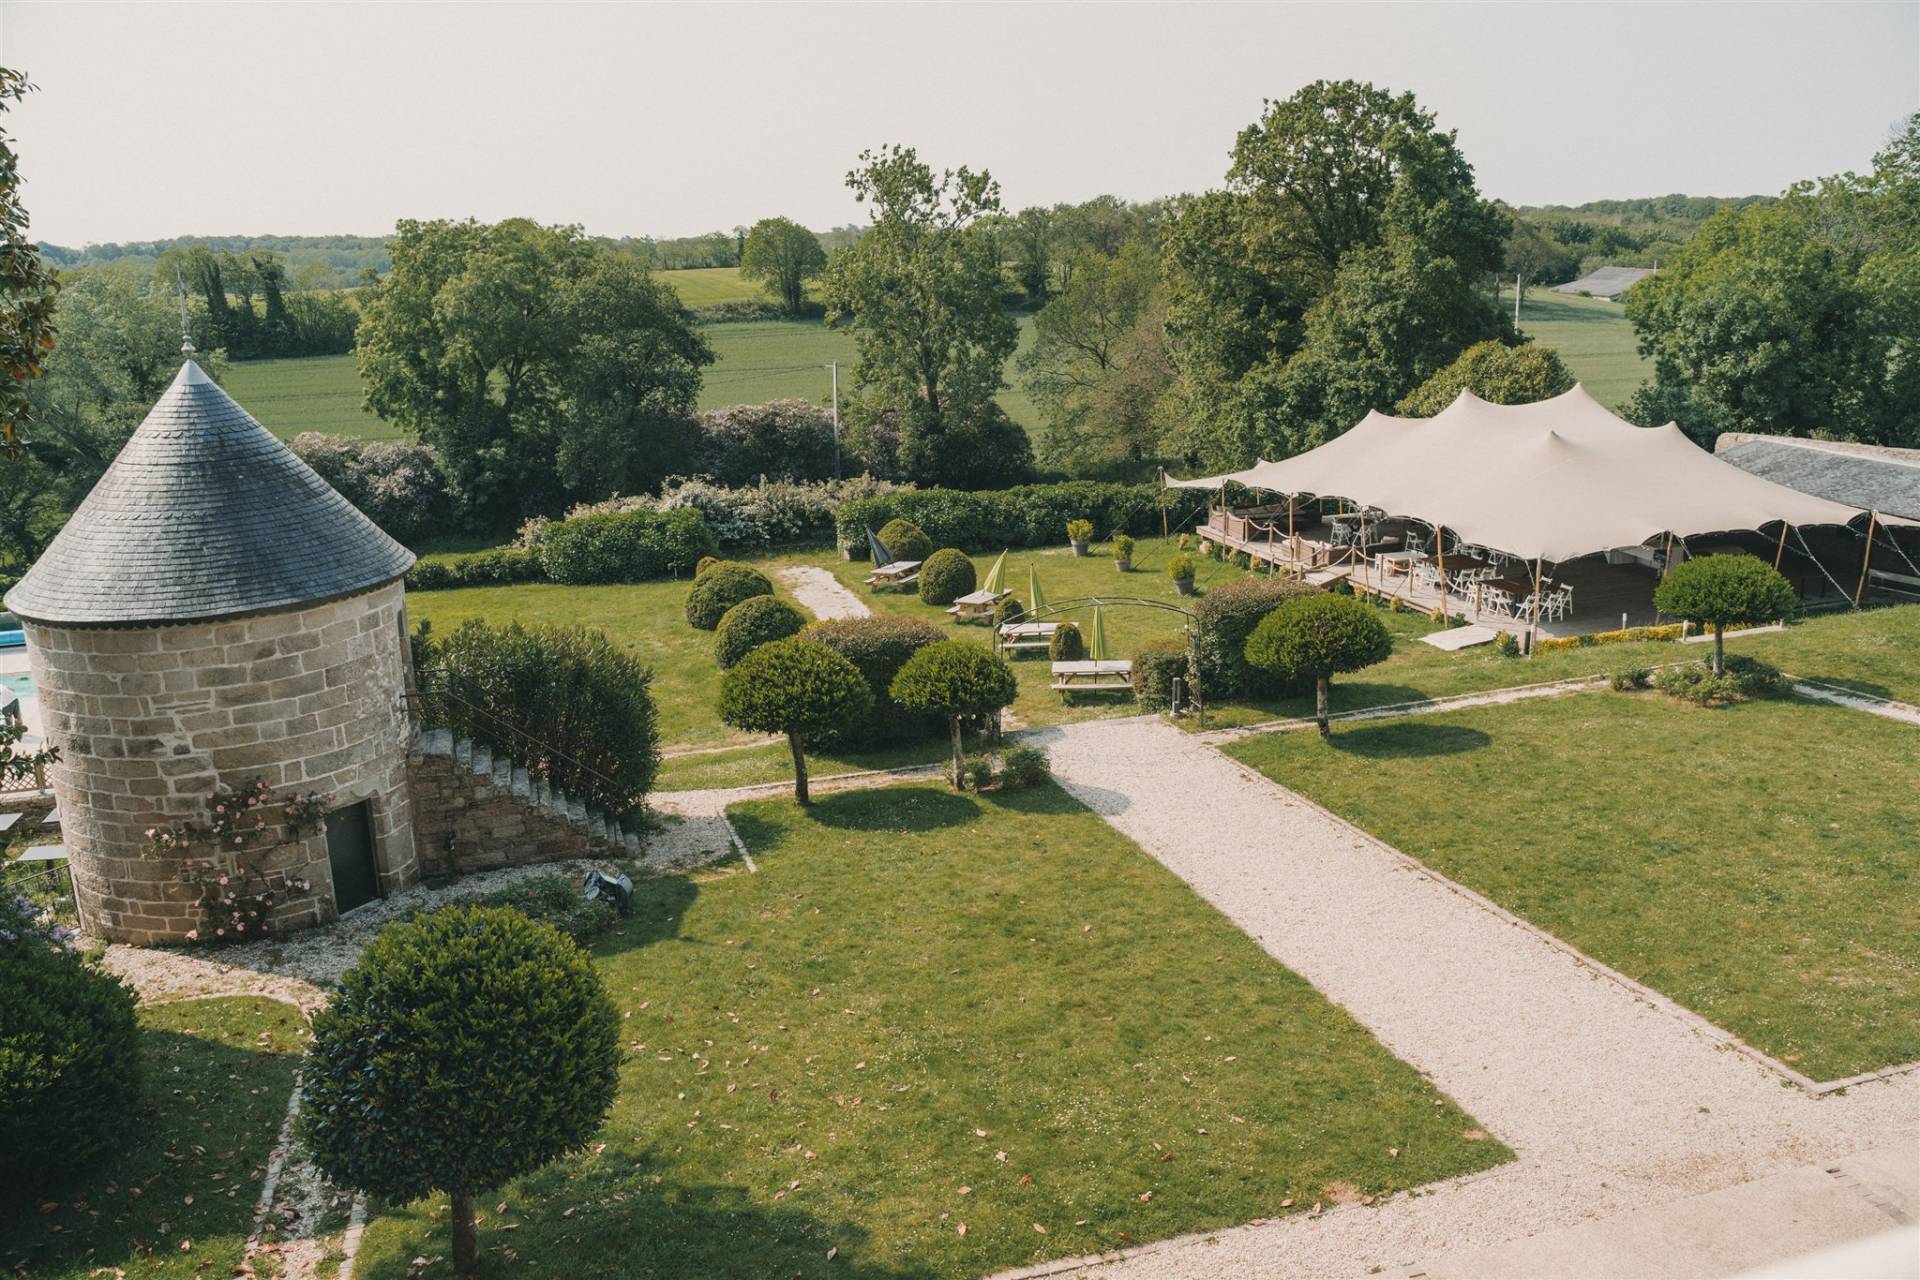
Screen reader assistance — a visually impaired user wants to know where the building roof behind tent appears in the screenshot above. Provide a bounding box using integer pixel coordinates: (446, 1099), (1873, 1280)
(1551, 266), (1655, 298)
(1715, 434), (1920, 525)
(4, 361), (415, 626)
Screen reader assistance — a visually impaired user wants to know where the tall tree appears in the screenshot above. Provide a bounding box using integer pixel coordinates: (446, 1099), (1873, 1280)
(738, 216), (826, 315)
(822, 145), (1028, 487)
(1396, 339), (1575, 415)
(0, 67), (58, 455)
(356, 218), (712, 522)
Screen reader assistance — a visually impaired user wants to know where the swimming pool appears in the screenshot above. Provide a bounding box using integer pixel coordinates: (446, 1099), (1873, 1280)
(0, 673), (31, 698)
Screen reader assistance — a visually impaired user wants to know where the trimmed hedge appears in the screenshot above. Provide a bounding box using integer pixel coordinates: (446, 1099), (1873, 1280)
(838, 481), (1161, 557)
(1193, 575), (1319, 698)
(714, 595), (807, 669)
(876, 518), (934, 565)
(805, 614), (947, 748)
(1534, 623), (1686, 655)
(538, 508), (718, 585)
(686, 564), (774, 630)
(918, 549), (976, 606)
(1132, 636), (1190, 712)
(406, 547), (545, 592)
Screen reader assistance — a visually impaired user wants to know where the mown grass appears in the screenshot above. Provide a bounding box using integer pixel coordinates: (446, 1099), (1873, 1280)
(350, 782), (1507, 1278)
(0, 996), (306, 1279)
(1741, 604), (1920, 706)
(658, 266), (786, 307)
(655, 738), (946, 792)
(1226, 691), (1920, 1080)
(223, 354), (398, 441)
(1517, 291), (1651, 409)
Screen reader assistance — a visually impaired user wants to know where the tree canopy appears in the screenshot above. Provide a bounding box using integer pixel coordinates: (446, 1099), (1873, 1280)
(0, 68), (57, 454)
(1651, 554), (1798, 674)
(889, 639), (1018, 783)
(739, 216), (827, 315)
(1243, 593), (1393, 736)
(719, 637), (873, 803)
(1396, 339), (1575, 415)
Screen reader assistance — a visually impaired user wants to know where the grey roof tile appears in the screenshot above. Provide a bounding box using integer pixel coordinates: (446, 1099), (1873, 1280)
(1718, 435), (1920, 523)
(4, 360), (415, 626)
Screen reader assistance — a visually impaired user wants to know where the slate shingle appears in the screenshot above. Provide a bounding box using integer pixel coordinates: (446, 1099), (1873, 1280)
(4, 360), (416, 626)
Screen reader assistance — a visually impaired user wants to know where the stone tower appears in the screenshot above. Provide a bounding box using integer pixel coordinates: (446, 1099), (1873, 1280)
(4, 360), (420, 944)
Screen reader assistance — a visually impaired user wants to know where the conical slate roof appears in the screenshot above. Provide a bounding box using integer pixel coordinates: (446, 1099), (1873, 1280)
(4, 361), (414, 626)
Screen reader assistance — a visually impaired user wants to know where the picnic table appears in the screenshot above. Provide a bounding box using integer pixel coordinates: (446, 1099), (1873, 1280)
(948, 589), (1010, 624)
(1050, 659), (1134, 697)
(864, 559), (922, 590)
(997, 621), (1059, 653)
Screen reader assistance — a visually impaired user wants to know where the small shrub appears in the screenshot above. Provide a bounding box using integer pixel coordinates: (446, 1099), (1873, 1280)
(889, 640), (1020, 785)
(686, 563), (774, 630)
(806, 615), (947, 748)
(992, 595), (1025, 628)
(0, 894), (141, 1191)
(1113, 534), (1136, 565)
(1609, 665), (1652, 691)
(714, 595), (808, 669)
(1167, 553), (1195, 582)
(1193, 575), (1318, 698)
(918, 548), (977, 606)
(1723, 655), (1784, 696)
(719, 638), (873, 804)
(961, 753), (995, 792)
(301, 906), (621, 1276)
(476, 877), (620, 947)
(1066, 518), (1094, 544)
(1050, 620), (1085, 661)
(407, 547), (544, 592)
(999, 745), (1050, 788)
(695, 555), (721, 578)
(876, 518), (934, 565)
(1132, 636), (1190, 712)
(1655, 662), (1737, 705)
(1494, 631), (1521, 658)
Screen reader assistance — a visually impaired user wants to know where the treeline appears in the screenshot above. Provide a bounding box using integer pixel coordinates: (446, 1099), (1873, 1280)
(37, 233), (391, 283)
(595, 224), (865, 271)
(1504, 193), (1777, 286)
(166, 246), (360, 359)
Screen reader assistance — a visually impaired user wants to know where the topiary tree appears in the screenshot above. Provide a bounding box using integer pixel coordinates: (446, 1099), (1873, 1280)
(918, 548), (977, 606)
(876, 517), (933, 565)
(695, 554), (721, 578)
(714, 595), (807, 669)
(719, 638), (874, 804)
(686, 562), (774, 629)
(890, 639), (1020, 785)
(0, 893), (141, 1193)
(1244, 593), (1393, 737)
(1049, 620), (1084, 661)
(991, 595), (1025, 628)
(805, 615), (947, 748)
(300, 905), (620, 1277)
(1195, 575), (1319, 697)
(1652, 554), (1798, 675)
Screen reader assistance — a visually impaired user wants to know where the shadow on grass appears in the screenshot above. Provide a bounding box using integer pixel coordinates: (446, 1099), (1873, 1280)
(1791, 673), (1898, 702)
(593, 874), (699, 958)
(363, 1147), (919, 1280)
(785, 787), (983, 834)
(1237, 681), (1439, 722)
(1325, 721), (1493, 759)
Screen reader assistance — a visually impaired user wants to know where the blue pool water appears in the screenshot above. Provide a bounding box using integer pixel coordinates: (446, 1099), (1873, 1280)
(0, 672), (32, 704)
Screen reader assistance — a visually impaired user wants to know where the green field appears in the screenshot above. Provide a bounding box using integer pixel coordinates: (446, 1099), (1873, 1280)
(1227, 691), (1920, 1080)
(660, 265), (780, 306)
(351, 782), (1506, 1278)
(1517, 290), (1651, 409)
(223, 354), (400, 441)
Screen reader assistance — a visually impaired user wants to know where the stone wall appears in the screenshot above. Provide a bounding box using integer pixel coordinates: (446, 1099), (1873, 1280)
(407, 732), (633, 876)
(23, 580), (417, 944)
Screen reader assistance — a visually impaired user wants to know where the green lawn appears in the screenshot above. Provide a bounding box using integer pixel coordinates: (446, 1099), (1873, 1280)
(656, 738), (946, 792)
(351, 783), (1507, 1278)
(1742, 604), (1920, 706)
(1227, 691), (1920, 1080)
(0, 996), (306, 1279)
(1517, 291), (1651, 409)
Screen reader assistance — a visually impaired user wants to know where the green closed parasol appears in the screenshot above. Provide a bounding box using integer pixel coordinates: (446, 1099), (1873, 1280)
(1089, 605), (1109, 661)
(1027, 566), (1048, 615)
(981, 549), (1008, 595)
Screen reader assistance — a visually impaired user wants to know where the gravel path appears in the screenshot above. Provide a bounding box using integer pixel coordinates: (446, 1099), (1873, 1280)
(779, 564), (872, 620)
(1017, 716), (1919, 1280)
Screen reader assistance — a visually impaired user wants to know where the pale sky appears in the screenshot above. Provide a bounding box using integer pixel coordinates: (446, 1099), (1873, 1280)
(3, 1), (1915, 247)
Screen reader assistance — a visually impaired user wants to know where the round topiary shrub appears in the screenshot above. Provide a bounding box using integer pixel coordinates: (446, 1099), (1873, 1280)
(805, 615), (948, 748)
(1050, 620), (1085, 661)
(301, 905), (620, 1276)
(686, 563), (774, 630)
(1652, 554), (1798, 675)
(695, 555), (721, 578)
(720, 637), (874, 804)
(992, 595), (1025, 628)
(0, 894), (141, 1192)
(714, 595), (808, 669)
(876, 518), (933, 566)
(890, 640), (1020, 785)
(1244, 593), (1393, 736)
(1194, 575), (1319, 698)
(918, 548), (977, 606)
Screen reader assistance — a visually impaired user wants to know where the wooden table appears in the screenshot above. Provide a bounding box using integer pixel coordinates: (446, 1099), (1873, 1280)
(998, 622), (1059, 653)
(865, 560), (922, 590)
(1050, 660), (1134, 698)
(948, 589), (1011, 624)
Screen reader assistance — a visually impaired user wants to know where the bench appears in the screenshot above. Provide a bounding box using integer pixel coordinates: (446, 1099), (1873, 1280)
(947, 589), (1010, 624)
(998, 621), (1059, 653)
(864, 560), (923, 590)
(1050, 659), (1135, 697)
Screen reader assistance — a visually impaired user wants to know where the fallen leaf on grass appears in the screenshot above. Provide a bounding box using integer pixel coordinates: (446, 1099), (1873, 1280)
(956, 1223), (967, 1237)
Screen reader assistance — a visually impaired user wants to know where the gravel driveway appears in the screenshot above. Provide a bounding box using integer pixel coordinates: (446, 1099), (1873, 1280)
(1020, 716), (1919, 1279)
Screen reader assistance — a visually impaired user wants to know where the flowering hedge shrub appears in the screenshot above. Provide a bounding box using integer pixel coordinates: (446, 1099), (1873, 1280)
(1534, 623), (1685, 655)
(696, 400), (842, 486)
(536, 507), (718, 584)
(152, 779), (330, 944)
(291, 434), (460, 545)
(525, 475), (909, 554)
(837, 481), (1161, 557)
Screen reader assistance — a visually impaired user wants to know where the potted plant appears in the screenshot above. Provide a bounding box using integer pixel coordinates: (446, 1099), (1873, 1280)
(1066, 519), (1094, 556)
(1168, 553), (1196, 596)
(1113, 534), (1135, 572)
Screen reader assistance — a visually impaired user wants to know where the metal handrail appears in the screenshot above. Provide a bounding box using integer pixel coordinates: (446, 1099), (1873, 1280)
(404, 668), (626, 802)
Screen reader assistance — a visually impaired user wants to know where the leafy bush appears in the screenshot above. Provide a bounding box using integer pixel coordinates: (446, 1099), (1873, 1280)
(1652, 554), (1797, 673)
(686, 563), (774, 630)
(961, 753), (995, 792)
(695, 400), (842, 486)
(889, 640), (1020, 785)
(1050, 620), (1085, 661)
(999, 745), (1050, 788)
(1244, 594), (1394, 736)
(837, 481), (1161, 558)
(714, 595), (808, 668)
(805, 615), (948, 748)
(1066, 518), (1095, 544)
(918, 548), (976, 606)
(301, 906), (620, 1275)
(1609, 665), (1652, 691)
(1168, 553), (1195, 582)
(1193, 575), (1318, 698)
(292, 433), (460, 545)
(414, 619), (659, 815)
(1654, 662), (1741, 705)
(476, 876), (620, 947)
(719, 638), (874, 804)
(1534, 623), (1686, 654)
(0, 893), (142, 1190)
(541, 475), (908, 553)
(406, 547), (545, 592)
(876, 517), (933, 565)
(1132, 637), (1190, 712)
(538, 507), (718, 584)
(1114, 533), (1136, 564)
(992, 595), (1025, 628)
(1494, 631), (1522, 658)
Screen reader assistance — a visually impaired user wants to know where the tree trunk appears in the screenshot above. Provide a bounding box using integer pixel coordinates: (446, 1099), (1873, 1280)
(1711, 624), (1725, 676)
(450, 1191), (478, 1276)
(949, 717), (965, 788)
(1315, 676), (1331, 738)
(789, 732), (810, 806)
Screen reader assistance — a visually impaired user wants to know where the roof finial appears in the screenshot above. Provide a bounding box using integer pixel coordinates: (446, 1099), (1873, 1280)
(174, 268), (196, 356)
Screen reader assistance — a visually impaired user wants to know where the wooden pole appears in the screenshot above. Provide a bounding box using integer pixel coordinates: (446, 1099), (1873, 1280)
(1527, 556), (1544, 654)
(1854, 512), (1878, 607)
(1435, 525), (1449, 610)
(1159, 472), (1169, 539)
(1773, 522), (1789, 571)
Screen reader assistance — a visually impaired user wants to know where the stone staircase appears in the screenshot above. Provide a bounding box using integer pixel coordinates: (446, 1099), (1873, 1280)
(409, 727), (641, 871)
